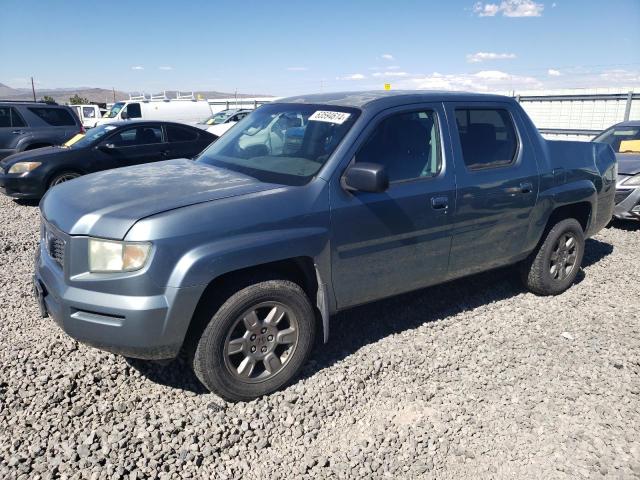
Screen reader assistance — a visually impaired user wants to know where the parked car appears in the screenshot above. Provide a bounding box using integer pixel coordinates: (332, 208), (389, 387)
(69, 104), (102, 129)
(35, 91), (616, 401)
(201, 109), (253, 137)
(592, 120), (640, 220)
(96, 93), (212, 127)
(0, 100), (83, 161)
(0, 121), (216, 199)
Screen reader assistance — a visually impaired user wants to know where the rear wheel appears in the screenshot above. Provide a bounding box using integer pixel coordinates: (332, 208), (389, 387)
(48, 171), (81, 189)
(192, 279), (315, 402)
(521, 218), (585, 295)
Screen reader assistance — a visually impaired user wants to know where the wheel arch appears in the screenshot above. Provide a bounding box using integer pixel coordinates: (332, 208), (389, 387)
(182, 256), (330, 355)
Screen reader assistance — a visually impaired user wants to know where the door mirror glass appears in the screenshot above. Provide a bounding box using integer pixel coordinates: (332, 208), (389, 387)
(343, 163), (389, 193)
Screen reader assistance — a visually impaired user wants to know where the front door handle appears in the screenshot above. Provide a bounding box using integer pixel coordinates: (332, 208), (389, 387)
(431, 196), (449, 210)
(11, 130), (23, 135)
(505, 182), (533, 195)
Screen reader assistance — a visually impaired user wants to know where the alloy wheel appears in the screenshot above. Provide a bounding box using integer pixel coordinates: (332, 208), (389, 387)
(549, 233), (578, 281)
(223, 302), (299, 383)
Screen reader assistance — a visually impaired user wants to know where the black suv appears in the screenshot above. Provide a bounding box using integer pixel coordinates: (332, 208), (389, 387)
(0, 101), (83, 160)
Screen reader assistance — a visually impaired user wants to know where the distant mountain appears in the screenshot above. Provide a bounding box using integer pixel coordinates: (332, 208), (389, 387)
(0, 82), (271, 104)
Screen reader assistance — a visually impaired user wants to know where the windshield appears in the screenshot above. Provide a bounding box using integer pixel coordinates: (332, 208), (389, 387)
(197, 103), (360, 185)
(594, 126), (640, 153)
(104, 102), (125, 119)
(201, 110), (237, 125)
(66, 124), (118, 149)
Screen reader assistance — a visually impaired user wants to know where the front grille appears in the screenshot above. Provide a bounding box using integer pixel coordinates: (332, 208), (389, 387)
(615, 190), (633, 205)
(45, 228), (65, 267)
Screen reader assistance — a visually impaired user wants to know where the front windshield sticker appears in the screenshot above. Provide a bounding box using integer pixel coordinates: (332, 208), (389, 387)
(309, 110), (351, 125)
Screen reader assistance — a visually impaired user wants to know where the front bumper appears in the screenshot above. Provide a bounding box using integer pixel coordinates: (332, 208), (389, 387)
(34, 238), (205, 360)
(613, 187), (640, 220)
(0, 172), (45, 199)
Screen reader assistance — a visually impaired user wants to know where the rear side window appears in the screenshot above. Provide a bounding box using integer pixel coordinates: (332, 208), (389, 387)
(28, 107), (76, 126)
(455, 108), (518, 170)
(357, 110), (442, 182)
(0, 107), (27, 127)
(82, 107), (96, 118)
(166, 125), (198, 142)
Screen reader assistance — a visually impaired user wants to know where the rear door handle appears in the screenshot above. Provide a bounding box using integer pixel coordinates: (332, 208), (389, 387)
(431, 196), (449, 210)
(11, 130), (23, 135)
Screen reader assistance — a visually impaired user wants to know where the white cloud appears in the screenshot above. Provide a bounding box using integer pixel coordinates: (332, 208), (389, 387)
(547, 69), (562, 76)
(381, 54), (394, 61)
(337, 73), (366, 81)
(394, 70), (541, 92)
(552, 2), (557, 6)
(158, 66), (173, 71)
(467, 52), (517, 63)
(473, 0), (544, 17)
(131, 66), (144, 70)
(599, 69), (640, 84)
(372, 71), (410, 77)
(286, 67), (308, 71)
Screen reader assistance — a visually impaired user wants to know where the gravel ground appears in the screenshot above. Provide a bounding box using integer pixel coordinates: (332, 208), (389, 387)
(1, 193), (639, 480)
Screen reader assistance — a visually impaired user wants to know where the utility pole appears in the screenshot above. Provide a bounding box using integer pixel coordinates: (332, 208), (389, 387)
(31, 77), (36, 101)
(112, 87), (116, 103)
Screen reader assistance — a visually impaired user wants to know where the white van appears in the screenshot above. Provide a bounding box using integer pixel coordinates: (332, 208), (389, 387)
(96, 92), (212, 127)
(69, 104), (102, 129)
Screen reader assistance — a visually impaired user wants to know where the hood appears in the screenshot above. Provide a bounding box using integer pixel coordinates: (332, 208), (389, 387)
(41, 159), (281, 239)
(615, 153), (640, 175)
(0, 146), (69, 170)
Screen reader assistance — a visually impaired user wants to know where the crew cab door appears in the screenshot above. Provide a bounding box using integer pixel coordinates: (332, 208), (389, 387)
(444, 102), (539, 277)
(96, 124), (168, 167)
(330, 103), (455, 309)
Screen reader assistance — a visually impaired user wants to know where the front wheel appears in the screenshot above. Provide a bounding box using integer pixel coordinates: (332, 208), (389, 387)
(521, 218), (585, 296)
(192, 279), (316, 402)
(48, 171), (81, 189)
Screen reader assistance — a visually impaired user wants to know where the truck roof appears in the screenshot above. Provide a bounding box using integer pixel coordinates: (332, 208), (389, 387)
(276, 90), (515, 110)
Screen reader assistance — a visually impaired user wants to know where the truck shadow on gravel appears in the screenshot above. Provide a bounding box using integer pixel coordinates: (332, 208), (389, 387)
(127, 238), (613, 397)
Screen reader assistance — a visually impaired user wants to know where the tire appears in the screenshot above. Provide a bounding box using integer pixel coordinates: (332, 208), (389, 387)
(192, 279), (316, 402)
(520, 218), (585, 296)
(48, 171), (81, 189)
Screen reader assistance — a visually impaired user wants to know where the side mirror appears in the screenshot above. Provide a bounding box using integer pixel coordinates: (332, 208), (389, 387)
(343, 163), (389, 193)
(98, 143), (115, 152)
(120, 110), (128, 120)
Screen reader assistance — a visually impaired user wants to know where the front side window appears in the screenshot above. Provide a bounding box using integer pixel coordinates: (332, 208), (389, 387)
(593, 126), (640, 153)
(197, 103), (360, 186)
(455, 108), (518, 170)
(28, 107), (76, 126)
(125, 103), (142, 119)
(356, 110), (442, 182)
(107, 126), (163, 147)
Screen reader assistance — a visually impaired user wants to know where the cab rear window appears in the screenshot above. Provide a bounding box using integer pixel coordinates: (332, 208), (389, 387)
(28, 107), (76, 126)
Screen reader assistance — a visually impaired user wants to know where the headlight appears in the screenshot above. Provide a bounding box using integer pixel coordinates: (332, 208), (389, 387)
(88, 239), (151, 272)
(8, 162), (42, 174)
(623, 173), (640, 186)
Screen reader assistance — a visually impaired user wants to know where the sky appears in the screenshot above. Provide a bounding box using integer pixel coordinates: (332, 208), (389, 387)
(1, 0), (639, 96)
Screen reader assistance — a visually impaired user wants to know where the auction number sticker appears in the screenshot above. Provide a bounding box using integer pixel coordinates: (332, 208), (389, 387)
(309, 110), (351, 125)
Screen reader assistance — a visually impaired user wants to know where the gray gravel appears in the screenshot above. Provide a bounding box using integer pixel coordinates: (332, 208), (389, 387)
(1, 192), (639, 479)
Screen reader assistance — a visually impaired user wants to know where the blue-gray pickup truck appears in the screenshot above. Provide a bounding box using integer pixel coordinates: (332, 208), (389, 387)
(35, 91), (616, 401)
